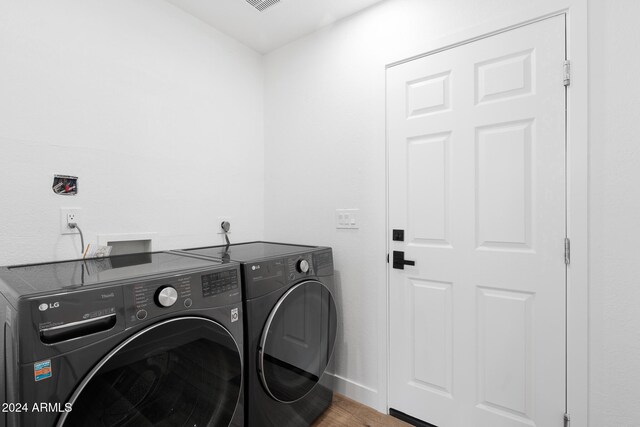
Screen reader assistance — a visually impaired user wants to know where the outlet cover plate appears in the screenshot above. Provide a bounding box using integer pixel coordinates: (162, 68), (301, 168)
(60, 208), (81, 235)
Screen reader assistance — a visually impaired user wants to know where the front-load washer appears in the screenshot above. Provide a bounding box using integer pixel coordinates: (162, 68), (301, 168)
(0, 251), (244, 427)
(175, 242), (338, 427)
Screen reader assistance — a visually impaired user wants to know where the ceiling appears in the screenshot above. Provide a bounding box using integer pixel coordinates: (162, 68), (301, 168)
(163, 0), (386, 53)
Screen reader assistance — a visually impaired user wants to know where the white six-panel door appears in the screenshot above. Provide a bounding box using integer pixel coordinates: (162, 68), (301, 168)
(387, 15), (566, 427)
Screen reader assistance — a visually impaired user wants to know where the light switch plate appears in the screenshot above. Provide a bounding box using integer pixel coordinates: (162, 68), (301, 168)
(335, 209), (359, 229)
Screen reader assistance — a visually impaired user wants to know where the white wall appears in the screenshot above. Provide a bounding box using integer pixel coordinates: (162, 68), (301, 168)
(265, 0), (640, 424)
(0, 0), (264, 265)
(263, 0), (534, 410)
(588, 1), (640, 425)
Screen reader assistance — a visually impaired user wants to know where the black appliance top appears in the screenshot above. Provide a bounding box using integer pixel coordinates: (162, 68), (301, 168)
(0, 252), (225, 295)
(182, 241), (318, 263)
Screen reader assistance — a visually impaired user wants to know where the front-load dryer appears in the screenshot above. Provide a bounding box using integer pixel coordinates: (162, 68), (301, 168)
(175, 242), (338, 427)
(0, 251), (244, 427)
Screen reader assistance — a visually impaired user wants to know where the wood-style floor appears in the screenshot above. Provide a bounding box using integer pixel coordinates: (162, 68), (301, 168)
(312, 393), (411, 427)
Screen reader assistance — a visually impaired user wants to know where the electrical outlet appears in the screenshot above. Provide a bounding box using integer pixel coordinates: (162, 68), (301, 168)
(60, 208), (81, 235)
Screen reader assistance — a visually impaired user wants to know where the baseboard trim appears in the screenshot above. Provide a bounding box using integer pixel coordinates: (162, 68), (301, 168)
(326, 373), (380, 411)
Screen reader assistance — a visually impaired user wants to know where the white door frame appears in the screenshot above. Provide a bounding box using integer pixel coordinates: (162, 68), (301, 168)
(383, 1), (588, 425)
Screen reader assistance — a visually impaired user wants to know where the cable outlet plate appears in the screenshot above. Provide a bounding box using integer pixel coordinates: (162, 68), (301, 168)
(60, 208), (81, 235)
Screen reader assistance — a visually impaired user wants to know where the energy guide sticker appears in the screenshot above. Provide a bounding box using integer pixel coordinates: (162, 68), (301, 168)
(34, 360), (52, 382)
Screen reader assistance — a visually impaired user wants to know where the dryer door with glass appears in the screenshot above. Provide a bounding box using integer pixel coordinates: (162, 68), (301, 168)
(259, 279), (337, 403)
(59, 317), (242, 426)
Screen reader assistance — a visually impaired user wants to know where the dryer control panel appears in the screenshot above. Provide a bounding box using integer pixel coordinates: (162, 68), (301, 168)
(286, 254), (314, 282)
(242, 252), (321, 300)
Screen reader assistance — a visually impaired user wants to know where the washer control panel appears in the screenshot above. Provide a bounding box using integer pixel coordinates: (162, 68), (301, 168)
(124, 265), (241, 326)
(131, 276), (192, 318)
(201, 269), (238, 298)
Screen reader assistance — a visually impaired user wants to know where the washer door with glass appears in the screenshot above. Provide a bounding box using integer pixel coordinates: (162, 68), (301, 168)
(259, 280), (337, 403)
(59, 317), (242, 427)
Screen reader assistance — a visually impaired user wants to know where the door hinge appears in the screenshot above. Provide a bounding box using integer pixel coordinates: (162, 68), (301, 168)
(564, 413), (571, 427)
(564, 238), (571, 265)
(563, 60), (571, 86)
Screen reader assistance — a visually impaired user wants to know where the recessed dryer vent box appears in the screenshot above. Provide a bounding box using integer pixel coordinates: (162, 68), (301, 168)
(52, 175), (78, 196)
(245, 0), (280, 12)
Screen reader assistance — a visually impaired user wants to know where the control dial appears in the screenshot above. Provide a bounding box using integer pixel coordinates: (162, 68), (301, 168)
(156, 286), (178, 308)
(297, 259), (310, 273)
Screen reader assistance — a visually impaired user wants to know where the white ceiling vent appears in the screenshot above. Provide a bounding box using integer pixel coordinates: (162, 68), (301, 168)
(246, 0), (281, 12)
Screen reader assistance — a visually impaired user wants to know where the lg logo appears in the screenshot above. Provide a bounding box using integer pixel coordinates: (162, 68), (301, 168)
(251, 264), (261, 271)
(38, 302), (60, 312)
